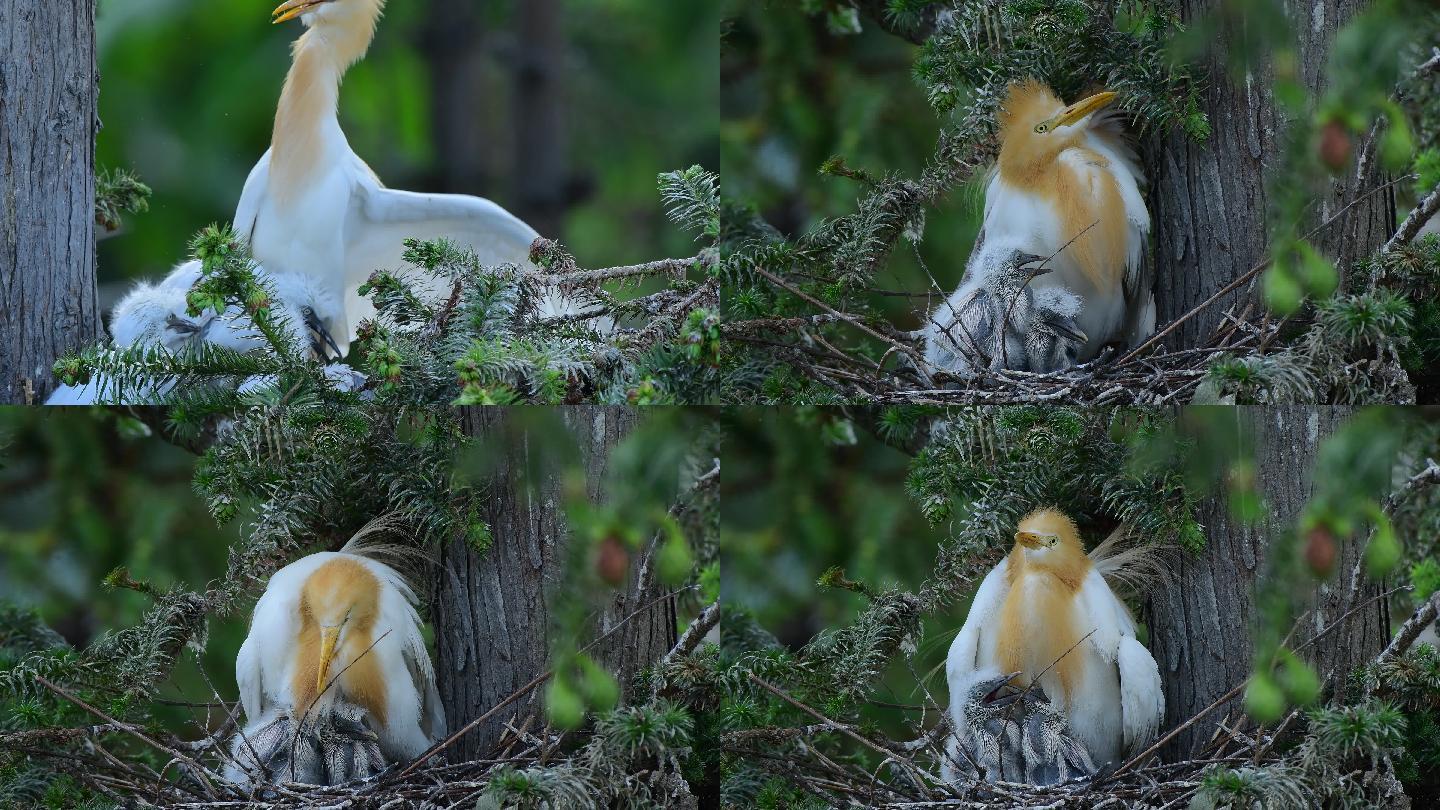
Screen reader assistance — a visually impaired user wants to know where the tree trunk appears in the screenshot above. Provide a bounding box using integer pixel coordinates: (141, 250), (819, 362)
(511, 0), (568, 238)
(419, 0), (491, 195)
(0, 0), (100, 404)
(1147, 406), (1391, 759)
(1149, 0), (1394, 349)
(433, 406), (677, 758)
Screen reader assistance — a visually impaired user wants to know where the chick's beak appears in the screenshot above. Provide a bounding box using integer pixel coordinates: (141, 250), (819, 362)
(273, 0), (331, 25)
(1050, 318), (1088, 344)
(1053, 90), (1118, 128)
(1017, 253), (1052, 274)
(316, 625), (340, 693)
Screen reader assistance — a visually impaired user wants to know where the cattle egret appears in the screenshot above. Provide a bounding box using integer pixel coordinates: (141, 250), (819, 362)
(975, 80), (1151, 361)
(942, 666), (1095, 785)
(242, 0), (543, 353)
(924, 245), (1086, 375)
(228, 535), (444, 784)
(944, 508), (1163, 772)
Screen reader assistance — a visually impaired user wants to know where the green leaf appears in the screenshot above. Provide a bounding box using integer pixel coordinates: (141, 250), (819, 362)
(1380, 104), (1415, 172)
(1364, 513), (1401, 578)
(1278, 651), (1320, 706)
(657, 519), (693, 585)
(576, 655), (619, 712)
(1296, 241), (1337, 298)
(545, 676), (585, 729)
(1245, 673), (1286, 723)
(1263, 266), (1304, 315)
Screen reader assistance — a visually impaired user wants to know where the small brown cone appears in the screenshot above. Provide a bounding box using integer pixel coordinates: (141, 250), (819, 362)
(1304, 528), (1337, 578)
(596, 535), (629, 586)
(1318, 121), (1352, 173)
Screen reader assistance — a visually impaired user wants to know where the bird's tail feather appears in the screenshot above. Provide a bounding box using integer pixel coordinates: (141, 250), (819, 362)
(1088, 524), (1170, 596)
(338, 514), (436, 595)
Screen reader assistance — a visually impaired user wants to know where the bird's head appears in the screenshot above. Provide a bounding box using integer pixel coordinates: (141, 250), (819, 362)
(272, 0), (385, 30)
(998, 80), (1118, 178)
(1006, 250), (1051, 273)
(300, 557), (381, 695)
(1012, 508), (1087, 566)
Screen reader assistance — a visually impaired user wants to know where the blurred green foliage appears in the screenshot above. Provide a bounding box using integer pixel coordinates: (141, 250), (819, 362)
(0, 408), (249, 734)
(721, 1), (980, 329)
(95, 0), (719, 305)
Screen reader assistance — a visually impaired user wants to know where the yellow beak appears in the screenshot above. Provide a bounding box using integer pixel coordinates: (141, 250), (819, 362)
(316, 625), (340, 694)
(273, 0), (329, 25)
(1052, 91), (1118, 128)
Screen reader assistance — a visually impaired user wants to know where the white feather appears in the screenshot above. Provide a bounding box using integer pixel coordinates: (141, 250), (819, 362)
(1117, 635), (1164, 752)
(944, 557), (1011, 783)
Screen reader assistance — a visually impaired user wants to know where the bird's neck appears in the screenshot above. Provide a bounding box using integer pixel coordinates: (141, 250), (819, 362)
(997, 547), (1089, 702)
(270, 23), (376, 202)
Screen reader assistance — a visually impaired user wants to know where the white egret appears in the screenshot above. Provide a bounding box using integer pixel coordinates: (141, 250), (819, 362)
(944, 508), (1163, 772)
(975, 80), (1151, 360)
(242, 0), (544, 353)
(229, 533), (444, 784)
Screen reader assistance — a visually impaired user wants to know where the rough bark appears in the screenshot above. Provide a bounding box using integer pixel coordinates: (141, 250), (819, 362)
(0, 0), (101, 404)
(511, 0), (568, 238)
(1149, 0), (1395, 349)
(1147, 406), (1391, 759)
(433, 407), (677, 758)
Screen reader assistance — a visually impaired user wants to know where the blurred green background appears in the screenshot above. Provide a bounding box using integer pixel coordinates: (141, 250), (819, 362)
(720, 408), (957, 733)
(0, 408), (249, 735)
(721, 2), (982, 329)
(95, 0), (719, 317)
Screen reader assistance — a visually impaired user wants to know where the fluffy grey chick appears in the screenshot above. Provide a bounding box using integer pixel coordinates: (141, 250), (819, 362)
(1024, 287), (1087, 373)
(924, 247), (1049, 376)
(225, 701), (387, 787)
(942, 667), (1095, 787)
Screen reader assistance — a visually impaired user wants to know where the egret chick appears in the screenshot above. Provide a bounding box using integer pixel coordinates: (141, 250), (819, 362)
(924, 246), (1086, 376)
(230, 533), (443, 784)
(226, 699), (386, 786)
(46, 261), (351, 404)
(942, 666), (1095, 786)
(944, 508), (1163, 771)
(979, 80), (1151, 360)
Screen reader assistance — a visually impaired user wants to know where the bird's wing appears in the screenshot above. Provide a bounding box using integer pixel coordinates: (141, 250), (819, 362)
(235, 628), (266, 722)
(362, 556), (447, 743)
(1080, 123), (1153, 346)
(404, 630), (446, 742)
(1076, 567), (1163, 754)
(340, 181), (540, 332)
(946, 559), (1011, 700)
(1076, 568), (1133, 662)
(1116, 635), (1163, 753)
(345, 183), (539, 276)
(233, 151), (272, 244)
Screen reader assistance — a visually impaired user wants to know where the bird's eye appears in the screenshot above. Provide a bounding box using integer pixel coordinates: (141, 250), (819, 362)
(1034, 123), (1049, 133)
